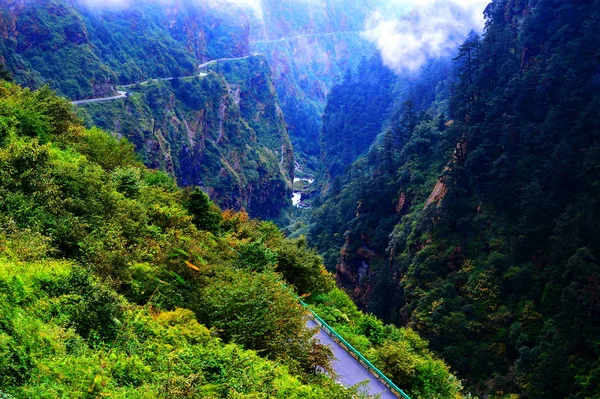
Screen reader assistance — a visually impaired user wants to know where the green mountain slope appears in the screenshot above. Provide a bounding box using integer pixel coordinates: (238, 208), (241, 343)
(0, 0), (248, 100)
(0, 80), (463, 399)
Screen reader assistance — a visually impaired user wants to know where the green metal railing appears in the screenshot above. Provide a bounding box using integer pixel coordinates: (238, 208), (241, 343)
(289, 289), (412, 399)
(223, 246), (412, 399)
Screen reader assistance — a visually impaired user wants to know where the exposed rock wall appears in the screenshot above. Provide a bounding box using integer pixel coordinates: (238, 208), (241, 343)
(78, 55), (293, 219)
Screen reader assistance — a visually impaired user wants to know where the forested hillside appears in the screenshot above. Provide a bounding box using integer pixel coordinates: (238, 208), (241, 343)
(78, 55), (294, 219)
(308, 54), (452, 266)
(319, 55), (397, 180)
(0, 0), (393, 173)
(308, 0), (600, 397)
(2, 0), (599, 398)
(0, 81), (463, 398)
(316, 54), (453, 182)
(0, 0), (249, 99)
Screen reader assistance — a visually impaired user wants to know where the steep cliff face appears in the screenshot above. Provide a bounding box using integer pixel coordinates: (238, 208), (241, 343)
(78, 55), (293, 219)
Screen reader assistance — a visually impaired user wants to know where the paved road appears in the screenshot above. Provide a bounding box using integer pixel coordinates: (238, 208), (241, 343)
(71, 72), (211, 105)
(307, 319), (398, 399)
(198, 55), (257, 70)
(71, 55), (258, 105)
(71, 90), (128, 105)
(118, 72), (208, 89)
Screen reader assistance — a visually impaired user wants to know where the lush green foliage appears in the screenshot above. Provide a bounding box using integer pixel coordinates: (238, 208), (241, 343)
(0, 258), (357, 399)
(308, 0), (600, 398)
(0, 81), (460, 398)
(0, 0), (248, 100)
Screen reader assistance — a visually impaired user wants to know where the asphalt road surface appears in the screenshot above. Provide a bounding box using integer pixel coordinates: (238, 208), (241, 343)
(71, 90), (128, 105)
(197, 55), (255, 70)
(307, 319), (398, 399)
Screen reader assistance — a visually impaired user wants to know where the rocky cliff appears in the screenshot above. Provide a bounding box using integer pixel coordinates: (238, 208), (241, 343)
(78, 55), (293, 219)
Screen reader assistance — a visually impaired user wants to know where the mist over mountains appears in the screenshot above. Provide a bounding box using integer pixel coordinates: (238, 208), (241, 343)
(70, 0), (492, 78)
(2, 1), (600, 398)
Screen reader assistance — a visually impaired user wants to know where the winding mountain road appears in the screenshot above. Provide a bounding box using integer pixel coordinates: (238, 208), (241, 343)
(197, 55), (257, 70)
(70, 54), (258, 105)
(118, 72), (208, 89)
(70, 90), (128, 105)
(307, 319), (398, 399)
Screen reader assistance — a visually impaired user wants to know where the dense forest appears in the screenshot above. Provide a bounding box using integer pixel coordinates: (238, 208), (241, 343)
(1, 0), (600, 398)
(308, 0), (600, 397)
(0, 79), (463, 398)
(0, 0), (249, 99)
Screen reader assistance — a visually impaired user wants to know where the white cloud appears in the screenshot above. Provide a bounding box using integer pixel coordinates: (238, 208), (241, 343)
(226, 0), (261, 11)
(363, 0), (490, 73)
